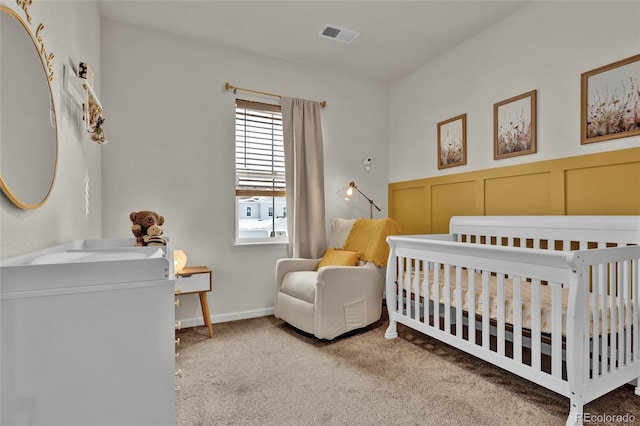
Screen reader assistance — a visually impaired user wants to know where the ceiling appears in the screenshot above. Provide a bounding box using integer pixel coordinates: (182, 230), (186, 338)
(97, 1), (531, 85)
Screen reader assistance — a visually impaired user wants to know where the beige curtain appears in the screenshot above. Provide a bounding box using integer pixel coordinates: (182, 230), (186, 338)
(281, 97), (327, 258)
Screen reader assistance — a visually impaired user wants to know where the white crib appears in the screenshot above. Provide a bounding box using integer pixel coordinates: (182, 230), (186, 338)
(384, 216), (640, 426)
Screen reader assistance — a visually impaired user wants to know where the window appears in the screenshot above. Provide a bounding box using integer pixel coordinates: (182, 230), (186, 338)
(235, 99), (287, 242)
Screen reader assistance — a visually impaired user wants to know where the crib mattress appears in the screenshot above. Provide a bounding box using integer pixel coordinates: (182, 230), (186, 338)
(401, 268), (629, 335)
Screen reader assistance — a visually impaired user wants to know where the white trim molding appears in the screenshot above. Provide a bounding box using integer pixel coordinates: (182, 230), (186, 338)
(178, 307), (275, 329)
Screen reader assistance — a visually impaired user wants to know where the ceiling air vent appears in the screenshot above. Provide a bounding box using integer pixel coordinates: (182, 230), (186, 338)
(319, 24), (359, 44)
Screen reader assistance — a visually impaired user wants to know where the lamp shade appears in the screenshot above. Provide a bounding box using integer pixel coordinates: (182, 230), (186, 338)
(337, 181), (359, 201)
(337, 181), (381, 219)
(173, 249), (187, 273)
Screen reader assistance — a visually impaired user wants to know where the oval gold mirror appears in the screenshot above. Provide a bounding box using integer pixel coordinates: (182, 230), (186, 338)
(0, 5), (58, 209)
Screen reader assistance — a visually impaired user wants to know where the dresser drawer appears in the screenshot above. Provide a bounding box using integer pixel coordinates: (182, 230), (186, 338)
(175, 270), (211, 294)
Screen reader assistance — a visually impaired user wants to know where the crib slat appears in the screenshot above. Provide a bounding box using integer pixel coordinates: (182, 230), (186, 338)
(398, 257), (407, 314)
(513, 276), (523, 363)
(413, 259), (418, 320)
(551, 282), (562, 379)
(456, 266), (463, 338)
(407, 256), (412, 315)
(610, 262), (617, 370)
(633, 259), (639, 361)
(434, 263), (441, 331)
(617, 261), (624, 367)
(531, 279), (541, 371)
(468, 269), (476, 346)
(599, 262), (608, 373)
(411, 259), (416, 319)
(418, 260), (424, 322)
(417, 260), (422, 321)
(482, 270), (490, 350)
(404, 257), (411, 318)
(416, 260), (422, 321)
(396, 256), (404, 314)
(408, 259), (415, 320)
(444, 264), (451, 333)
(424, 261), (431, 324)
(402, 257), (409, 315)
(497, 274), (505, 356)
(623, 260), (631, 365)
(584, 273), (592, 384)
(592, 265), (601, 378)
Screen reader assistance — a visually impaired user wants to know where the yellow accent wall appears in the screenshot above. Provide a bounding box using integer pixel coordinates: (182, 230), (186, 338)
(388, 147), (640, 234)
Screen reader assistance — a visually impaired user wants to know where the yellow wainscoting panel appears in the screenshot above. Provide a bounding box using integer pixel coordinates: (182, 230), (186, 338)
(565, 162), (640, 214)
(484, 172), (551, 215)
(388, 147), (640, 235)
(389, 185), (427, 235)
(431, 181), (476, 233)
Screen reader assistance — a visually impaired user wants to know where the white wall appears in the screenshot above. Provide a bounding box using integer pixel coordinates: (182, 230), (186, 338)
(389, 1), (640, 184)
(0, 1), (102, 258)
(100, 19), (388, 324)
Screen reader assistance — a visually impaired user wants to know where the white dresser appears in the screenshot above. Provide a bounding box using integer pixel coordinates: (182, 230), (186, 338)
(0, 238), (176, 426)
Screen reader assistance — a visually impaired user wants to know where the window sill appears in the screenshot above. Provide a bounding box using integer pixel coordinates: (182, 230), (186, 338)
(232, 240), (289, 251)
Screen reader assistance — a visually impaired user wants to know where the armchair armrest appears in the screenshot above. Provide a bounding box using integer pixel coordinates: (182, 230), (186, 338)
(315, 264), (383, 297)
(275, 258), (320, 291)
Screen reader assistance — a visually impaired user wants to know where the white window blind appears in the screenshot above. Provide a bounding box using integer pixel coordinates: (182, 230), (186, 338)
(235, 99), (285, 196)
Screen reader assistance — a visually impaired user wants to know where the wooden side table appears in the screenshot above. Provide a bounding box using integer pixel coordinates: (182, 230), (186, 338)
(175, 266), (214, 338)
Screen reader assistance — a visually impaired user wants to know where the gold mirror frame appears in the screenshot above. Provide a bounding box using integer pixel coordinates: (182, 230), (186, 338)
(0, 2), (58, 209)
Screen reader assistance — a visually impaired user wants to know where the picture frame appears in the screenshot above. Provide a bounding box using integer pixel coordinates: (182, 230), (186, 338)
(437, 113), (467, 169)
(493, 90), (537, 160)
(580, 53), (640, 144)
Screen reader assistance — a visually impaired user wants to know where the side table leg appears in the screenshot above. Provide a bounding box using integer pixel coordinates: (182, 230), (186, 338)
(198, 292), (214, 338)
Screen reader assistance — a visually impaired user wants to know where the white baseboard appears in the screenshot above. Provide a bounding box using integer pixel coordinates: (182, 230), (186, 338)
(178, 307), (275, 329)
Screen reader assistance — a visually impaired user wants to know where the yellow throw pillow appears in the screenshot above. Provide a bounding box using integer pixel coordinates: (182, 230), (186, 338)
(315, 249), (360, 270)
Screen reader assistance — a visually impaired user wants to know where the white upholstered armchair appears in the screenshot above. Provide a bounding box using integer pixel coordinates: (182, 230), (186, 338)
(274, 218), (399, 340)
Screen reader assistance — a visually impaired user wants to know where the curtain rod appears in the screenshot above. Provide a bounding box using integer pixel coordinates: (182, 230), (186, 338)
(224, 82), (326, 108)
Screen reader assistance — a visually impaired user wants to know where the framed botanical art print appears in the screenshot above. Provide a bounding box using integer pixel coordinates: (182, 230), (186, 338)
(437, 113), (467, 169)
(493, 90), (537, 160)
(581, 53), (640, 144)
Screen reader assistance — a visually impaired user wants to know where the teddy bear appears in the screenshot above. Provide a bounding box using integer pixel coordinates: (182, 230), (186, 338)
(130, 210), (165, 246)
(143, 224), (167, 246)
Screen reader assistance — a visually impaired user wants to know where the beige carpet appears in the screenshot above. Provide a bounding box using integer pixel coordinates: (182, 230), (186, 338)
(175, 314), (639, 426)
